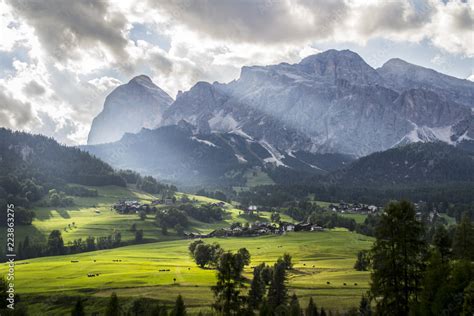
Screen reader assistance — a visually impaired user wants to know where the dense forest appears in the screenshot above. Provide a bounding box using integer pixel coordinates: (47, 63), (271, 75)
(332, 142), (474, 186)
(236, 183), (474, 221)
(0, 128), (129, 224)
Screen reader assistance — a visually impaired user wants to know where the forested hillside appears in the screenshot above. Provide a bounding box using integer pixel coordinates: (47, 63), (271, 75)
(333, 142), (474, 186)
(0, 128), (125, 211)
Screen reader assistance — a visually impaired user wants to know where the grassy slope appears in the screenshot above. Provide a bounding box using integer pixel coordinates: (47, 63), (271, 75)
(2, 231), (372, 314)
(4, 185), (374, 314)
(7, 186), (172, 246)
(340, 213), (368, 224)
(9, 185), (295, 247)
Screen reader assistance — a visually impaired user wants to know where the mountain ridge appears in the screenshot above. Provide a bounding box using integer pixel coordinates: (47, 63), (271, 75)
(87, 75), (174, 145)
(84, 49), (474, 185)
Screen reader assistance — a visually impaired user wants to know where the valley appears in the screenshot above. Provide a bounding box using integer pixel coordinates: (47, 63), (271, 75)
(3, 229), (373, 315)
(0, 47), (472, 315)
(1, 184), (374, 315)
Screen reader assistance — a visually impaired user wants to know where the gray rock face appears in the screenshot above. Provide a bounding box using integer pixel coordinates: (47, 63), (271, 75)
(87, 75), (173, 145)
(161, 49), (474, 157)
(378, 58), (474, 108)
(88, 49), (474, 158)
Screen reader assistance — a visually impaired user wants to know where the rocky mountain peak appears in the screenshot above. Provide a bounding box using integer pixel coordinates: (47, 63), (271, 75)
(87, 75), (173, 145)
(378, 58), (474, 107)
(129, 74), (153, 84)
(298, 49), (382, 85)
(87, 50), (474, 158)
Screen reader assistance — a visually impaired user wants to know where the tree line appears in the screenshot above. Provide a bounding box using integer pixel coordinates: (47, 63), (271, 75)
(236, 183), (474, 220)
(12, 229), (123, 260)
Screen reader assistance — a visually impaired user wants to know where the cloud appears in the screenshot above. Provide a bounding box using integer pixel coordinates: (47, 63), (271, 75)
(1, 0), (473, 146)
(0, 89), (35, 129)
(8, 0), (130, 64)
(428, 0), (474, 56)
(151, 0), (473, 57)
(151, 0), (348, 44)
(36, 111), (79, 144)
(23, 80), (45, 96)
(88, 76), (122, 92)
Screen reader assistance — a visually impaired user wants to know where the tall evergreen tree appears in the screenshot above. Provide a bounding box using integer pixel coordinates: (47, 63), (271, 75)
(463, 281), (474, 316)
(268, 259), (288, 310)
(71, 298), (85, 316)
(157, 304), (168, 316)
(448, 260), (474, 315)
(130, 298), (146, 316)
(289, 293), (302, 316)
(359, 296), (371, 316)
(432, 225), (452, 262)
(305, 297), (318, 316)
(106, 292), (120, 316)
(319, 307), (326, 316)
(419, 250), (450, 315)
(212, 251), (247, 315)
(47, 230), (65, 255)
(259, 299), (271, 316)
(354, 250), (370, 271)
(452, 214), (474, 261)
(369, 200), (427, 316)
(172, 295), (186, 316)
(248, 263), (266, 310)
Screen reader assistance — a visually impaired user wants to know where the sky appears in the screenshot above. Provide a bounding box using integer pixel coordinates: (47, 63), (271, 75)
(0, 0), (473, 145)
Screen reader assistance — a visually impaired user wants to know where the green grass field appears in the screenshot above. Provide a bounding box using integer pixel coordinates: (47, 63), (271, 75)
(340, 213), (368, 224)
(2, 231), (373, 315)
(5, 186), (174, 246)
(8, 186), (296, 247)
(3, 185), (375, 314)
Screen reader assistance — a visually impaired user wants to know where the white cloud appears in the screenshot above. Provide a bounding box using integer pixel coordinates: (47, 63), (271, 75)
(0, 0), (472, 145)
(0, 87), (36, 129)
(88, 76), (122, 92)
(428, 0), (474, 57)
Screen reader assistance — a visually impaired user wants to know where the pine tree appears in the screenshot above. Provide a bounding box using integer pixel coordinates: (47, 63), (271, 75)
(259, 299), (271, 316)
(268, 259), (288, 310)
(47, 230), (65, 255)
(289, 293), (302, 316)
(432, 225), (451, 262)
(248, 264), (266, 310)
(452, 214), (474, 260)
(419, 250), (450, 315)
(130, 298), (146, 316)
(212, 251), (246, 315)
(463, 281), (474, 316)
(172, 295), (186, 316)
(106, 292), (120, 316)
(305, 297), (318, 316)
(71, 298), (85, 316)
(359, 295), (371, 316)
(369, 201), (427, 316)
(320, 307), (326, 316)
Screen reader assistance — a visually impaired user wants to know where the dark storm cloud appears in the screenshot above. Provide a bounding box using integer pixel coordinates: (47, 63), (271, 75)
(8, 0), (129, 61)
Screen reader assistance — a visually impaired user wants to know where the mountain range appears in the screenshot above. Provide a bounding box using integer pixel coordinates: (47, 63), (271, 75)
(84, 49), (474, 186)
